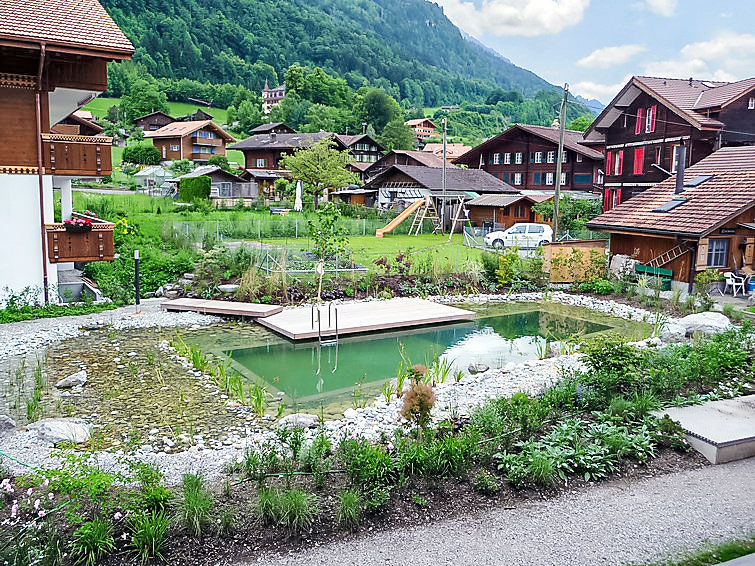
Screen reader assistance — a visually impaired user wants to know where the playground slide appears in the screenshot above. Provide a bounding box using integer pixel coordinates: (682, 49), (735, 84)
(375, 198), (425, 238)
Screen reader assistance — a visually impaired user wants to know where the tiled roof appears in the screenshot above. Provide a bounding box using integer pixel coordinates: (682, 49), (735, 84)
(405, 118), (438, 128)
(144, 120), (235, 141)
(586, 146), (755, 237)
(692, 77), (755, 109)
(389, 150), (446, 168)
(422, 143), (472, 158)
(230, 131), (332, 150)
(364, 164), (517, 194)
(250, 122), (294, 134)
(633, 76), (728, 128)
(0, 0), (133, 56)
(348, 161), (374, 172)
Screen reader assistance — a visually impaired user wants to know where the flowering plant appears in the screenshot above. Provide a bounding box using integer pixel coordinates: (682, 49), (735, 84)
(63, 218), (93, 233)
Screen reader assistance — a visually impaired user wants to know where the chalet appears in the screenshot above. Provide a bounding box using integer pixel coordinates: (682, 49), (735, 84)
(134, 111), (174, 131)
(466, 194), (552, 230)
(405, 118), (437, 145)
(454, 124), (604, 193)
(177, 108), (213, 122)
(179, 165), (256, 207)
(144, 120), (235, 163)
(0, 0), (133, 304)
(261, 80), (286, 114)
(52, 112), (104, 136)
(585, 146), (755, 289)
(334, 134), (384, 165)
(362, 164), (516, 208)
(422, 143), (472, 161)
(584, 76), (755, 211)
(366, 150), (446, 180)
(251, 122), (296, 135)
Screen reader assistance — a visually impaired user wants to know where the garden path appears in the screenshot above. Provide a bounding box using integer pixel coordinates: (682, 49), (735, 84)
(243, 457), (755, 566)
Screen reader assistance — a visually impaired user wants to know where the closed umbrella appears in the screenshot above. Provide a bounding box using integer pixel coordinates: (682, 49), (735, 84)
(294, 180), (303, 212)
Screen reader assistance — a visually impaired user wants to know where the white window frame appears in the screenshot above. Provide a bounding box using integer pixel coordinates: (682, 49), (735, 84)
(576, 153), (583, 163)
(645, 107), (653, 133)
(535, 151), (543, 164)
(514, 172), (522, 185)
(256, 158), (267, 168)
(169, 144), (179, 152)
(562, 151), (568, 163)
(545, 172), (554, 185)
(671, 145), (679, 173)
(707, 239), (729, 268)
(749, 97), (755, 110)
(493, 152), (501, 165)
(504, 152), (511, 165)
(546, 151), (555, 163)
(560, 172), (567, 185)
(515, 152), (523, 164)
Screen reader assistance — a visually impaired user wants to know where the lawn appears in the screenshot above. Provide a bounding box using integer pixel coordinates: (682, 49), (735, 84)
(84, 97), (230, 125)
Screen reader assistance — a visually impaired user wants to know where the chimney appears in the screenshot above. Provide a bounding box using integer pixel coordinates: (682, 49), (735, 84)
(674, 142), (686, 194)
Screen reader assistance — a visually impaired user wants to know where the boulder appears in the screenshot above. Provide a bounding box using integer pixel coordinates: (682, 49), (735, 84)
(468, 363), (489, 374)
(659, 322), (686, 343)
(609, 254), (637, 277)
(678, 312), (733, 337)
(218, 284), (240, 294)
(27, 418), (91, 444)
(343, 408), (358, 420)
(55, 370), (87, 389)
(0, 415), (16, 433)
(277, 413), (320, 430)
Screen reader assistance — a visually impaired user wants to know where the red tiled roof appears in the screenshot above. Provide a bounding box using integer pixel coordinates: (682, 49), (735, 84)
(0, 0), (134, 56)
(144, 120), (235, 141)
(422, 143), (472, 158)
(586, 146), (755, 237)
(405, 118), (438, 128)
(692, 77), (755, 109)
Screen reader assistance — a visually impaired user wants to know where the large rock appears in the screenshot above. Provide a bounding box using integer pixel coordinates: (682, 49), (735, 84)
(609, 254), (638, 277)
(218, 284), (240, 294)
(0, 415), (16, 433)
(277, 413), (320, 430)
(678, 312), (733, 337)
(55, 370), (87, 389)
(468, 363), (489, 374)
(27, 418), (91, 444)
(659, 322), (686, 343)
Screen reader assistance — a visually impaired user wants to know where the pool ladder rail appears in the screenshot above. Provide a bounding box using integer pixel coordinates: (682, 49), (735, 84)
(311, 302), (339, 375)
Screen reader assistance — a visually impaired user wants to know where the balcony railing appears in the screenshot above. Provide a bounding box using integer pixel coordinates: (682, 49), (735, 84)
(41, 133), (113, 177)
(45, 220), (115, 263)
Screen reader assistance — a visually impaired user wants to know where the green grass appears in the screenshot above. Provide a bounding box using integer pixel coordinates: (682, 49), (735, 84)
(642, 536), (755, 565)
(84, 97), (229, 125)
(0, 301), (119, 324)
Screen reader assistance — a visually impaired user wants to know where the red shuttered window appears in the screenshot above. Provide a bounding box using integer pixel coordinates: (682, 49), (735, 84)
(635, 108), (644, 135)
(648, 105), (657, 133)
(617, 150), (624, 175)
(633, 147), (645, 175)
(606, 151), (613, 175)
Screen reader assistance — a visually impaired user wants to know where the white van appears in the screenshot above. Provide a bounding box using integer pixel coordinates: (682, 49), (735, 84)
(483, 223), (553, 249)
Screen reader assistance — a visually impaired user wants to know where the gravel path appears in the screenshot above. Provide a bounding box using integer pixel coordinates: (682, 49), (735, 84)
(246, 458), (755, 566)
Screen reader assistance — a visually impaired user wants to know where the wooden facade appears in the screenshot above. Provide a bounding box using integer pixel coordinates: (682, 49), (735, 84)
(45, 224), (115, 263)
(146, 121), (234, 162)
(467, 199), (548, 228)
(134, 111), (174, 131)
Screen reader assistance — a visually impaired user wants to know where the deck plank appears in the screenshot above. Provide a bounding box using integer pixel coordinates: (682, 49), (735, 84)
(257, 298), (476, 340)
(160, 298), (283, 317)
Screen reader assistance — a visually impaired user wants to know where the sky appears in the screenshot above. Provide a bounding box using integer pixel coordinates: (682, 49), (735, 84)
(433, 0), (755, 104)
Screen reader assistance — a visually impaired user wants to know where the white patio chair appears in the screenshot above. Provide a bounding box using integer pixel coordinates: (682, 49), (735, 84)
(723, 272), (746, 296)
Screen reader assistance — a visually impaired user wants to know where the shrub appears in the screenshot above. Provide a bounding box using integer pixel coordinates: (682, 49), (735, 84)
(179, 176), (212, 202)
(339, 439), (397, 512)
(256, 487), (319, 531)
(122, 145), (161, 165)
(177, 473), (213, 537)
(400, 381), (436, 431)
(300, 432), (333, 489)
(337, 489), (363, 529)
(474, 470), (501, 495)
(70, 518), (115, 566)
(128, 511), (168, 565)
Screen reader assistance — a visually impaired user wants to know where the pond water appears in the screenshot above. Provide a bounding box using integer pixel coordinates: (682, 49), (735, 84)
(226, 305), (616, 409)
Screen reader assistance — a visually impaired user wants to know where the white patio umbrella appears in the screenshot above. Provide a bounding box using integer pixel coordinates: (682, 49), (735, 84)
(294, 180), (303, 212)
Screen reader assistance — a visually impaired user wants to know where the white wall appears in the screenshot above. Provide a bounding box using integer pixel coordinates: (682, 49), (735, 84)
(0, 174), (58, 306)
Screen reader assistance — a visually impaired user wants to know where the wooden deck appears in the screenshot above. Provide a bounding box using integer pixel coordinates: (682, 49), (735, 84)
(160, 298), (283, 317)
(257, 298), (476, 340)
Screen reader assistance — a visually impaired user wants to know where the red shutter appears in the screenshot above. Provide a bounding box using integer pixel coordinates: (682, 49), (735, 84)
(650, 105), (657, 133)
(603, 188), (611, 211)
(617, 150), (624, 175)
(635, 108), (643, 135)
(606, 151), (612, 176)
(633, 147), (645, 175)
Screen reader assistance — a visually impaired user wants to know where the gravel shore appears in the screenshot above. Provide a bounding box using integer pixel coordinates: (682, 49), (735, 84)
(244, 458), (755, 566)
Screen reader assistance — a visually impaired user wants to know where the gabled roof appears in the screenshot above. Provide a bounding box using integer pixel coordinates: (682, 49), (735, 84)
(144, 120), (235, 141)
(333, 133), (385, 152)
(422, 143), (472, 159)
(456, 124), (603, 165)
(385, 150), (446, 168)
(179, 165), (244, 182)
(586, 146), (755, 237)
(692, 77), (755, 109)
(0, 0), (133, 57)
(363, 164), (517, 194)
(230, 131), (333, 151)
(250, 122), (296, 134)
(405, 118), (438, 128)
(467, 194), (539, 208)
(348, 161), (374, 172)
(134, 110), (174, 122)
(55, 111), (103, 134)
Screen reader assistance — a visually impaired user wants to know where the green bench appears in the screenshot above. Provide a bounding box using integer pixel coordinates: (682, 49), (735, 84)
(635, 264), (672, 291)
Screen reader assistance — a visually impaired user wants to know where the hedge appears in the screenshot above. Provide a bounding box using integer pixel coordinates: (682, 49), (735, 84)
(179, 176), (211, 202)
(122, 145), (161, 165)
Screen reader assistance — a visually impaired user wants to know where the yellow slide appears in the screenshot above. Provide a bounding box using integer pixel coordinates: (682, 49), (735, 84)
(375, 198), (426, 238)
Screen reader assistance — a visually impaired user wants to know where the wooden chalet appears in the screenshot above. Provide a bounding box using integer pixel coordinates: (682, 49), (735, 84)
(466, 194), (552, 230)
(405, 118), (437, 145)
(366, 149), (446, 179)
(422, 143), (472, 160)
(134, 110), (174, 131)
(144, 120), (235, 162)
(455, 124), (604, 193)
(251, 122), (296, 135)
(0, 0), (133, 303)
(586, 146), (755, 288)
(179, 165), (256, 207)
(52, 112), (104, 136)
(584, 76), (755, 211)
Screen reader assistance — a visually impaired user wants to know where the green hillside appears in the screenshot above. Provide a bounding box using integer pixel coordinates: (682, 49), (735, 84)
(101, 0), (557, 106)
(84, 97), (229, 124)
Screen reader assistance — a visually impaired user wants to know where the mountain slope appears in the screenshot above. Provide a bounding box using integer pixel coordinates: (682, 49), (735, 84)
(101, 0), (559, 106)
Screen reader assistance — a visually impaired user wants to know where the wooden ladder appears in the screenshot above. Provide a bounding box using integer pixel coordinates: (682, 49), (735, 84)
(647, 243), (689, 268)
(409, 200), (441, 235)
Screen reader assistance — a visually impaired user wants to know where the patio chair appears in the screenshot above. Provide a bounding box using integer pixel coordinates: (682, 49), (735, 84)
(723, 272), (746, 296)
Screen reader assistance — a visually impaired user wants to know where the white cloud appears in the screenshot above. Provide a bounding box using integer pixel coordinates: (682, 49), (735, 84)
(571, 75), (633, 104)
(640, 0), (677, 17)
(435, 0), (590, 38)
(577, 44), (647, 69)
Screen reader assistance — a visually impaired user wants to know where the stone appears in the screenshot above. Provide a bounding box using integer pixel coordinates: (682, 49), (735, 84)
(0, 415), (16, 433)
(343, 408), (358, 419)
(183, 273), (195, 280)
(678, 312), (733, 336)
(218, 284), (240, 294)
(55, 370), (87, 389)
(27, 418), (91, 444)
(277, 413), (320, 429)
(659, 322), (686, 343)
(468, 363), (489, 374)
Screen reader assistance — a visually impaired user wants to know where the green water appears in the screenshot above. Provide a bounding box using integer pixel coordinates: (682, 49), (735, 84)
(228, 307), (612, 407)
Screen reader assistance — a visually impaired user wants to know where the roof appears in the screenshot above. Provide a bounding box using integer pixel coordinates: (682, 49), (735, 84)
(466, 194), (526, 207)
(692, 77), (755, 109)
(180, 165), (244, 182)
(388, 150), (446, 168)
(134, 111), (174, 122)
(144, 120), (235, 141)
(405, 118), (438, 128)
(250, 122), (295, 134)
(586, 146), (755, 237)
(333, 133), (385, 152)
(133, 165), (172, 178)
(455, 124), (604, 165)
(230, 131), (332, 151)
(348, 161), (374, 172)
(422, 143), (472, 158)
(363, 164), (517, 194)
(73, 110), (94, 121)
(243, 169), (287, 179)
(0, 0), (134, 57)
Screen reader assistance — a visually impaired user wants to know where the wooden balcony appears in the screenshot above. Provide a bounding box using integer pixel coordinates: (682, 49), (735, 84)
(41, 133), (113, 177)
(45, 223), (115, 263)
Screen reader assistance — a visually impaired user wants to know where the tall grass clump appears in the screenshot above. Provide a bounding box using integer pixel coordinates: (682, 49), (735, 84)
(177, 473), (213, 537)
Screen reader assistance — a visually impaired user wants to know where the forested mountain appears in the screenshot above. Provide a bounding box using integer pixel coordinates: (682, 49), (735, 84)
(101, 0), (557, 107)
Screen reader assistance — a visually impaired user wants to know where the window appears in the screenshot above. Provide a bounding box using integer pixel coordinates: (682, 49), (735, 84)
(645, 105), (657, 133)
(493, 152), (501, 165)
(749, 97), (755, 110)
(516, 205), (526, 217)
(574, 173), (591, 184)
(162, 145), (166, 159)
(562, 151), (568, 163)
(529, 152), (535, 163)
(576, 153), (583, 163)
(169, 144), (179, 152)
(514, 172), (522, 185)
(515, 152), (523, 164)
(503, 206), (510, 215)
(671, 145), (679, 172)
(529, 225), (544, 233)
(655, 147), (662, 165)
(218, 182), (232, 197)
(533, 172), (541, 185)
(510, 224), (526, 233)
(256, 158), (267, 168)
(546, 151), (555, 163)
(611, 150), (624, 175)
(535, 152), (544, 163)
(635, 108), (644, 135)
(560, 172), (568, 185)
(545, 172), (554, 185)
(707, 239), (729, 268)
(504, 152), (511, 164)
(503, 173), (510, 183)
(633, 147), (645, 175)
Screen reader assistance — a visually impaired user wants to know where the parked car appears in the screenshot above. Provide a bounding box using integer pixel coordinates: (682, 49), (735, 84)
(483, 223), (553, 249)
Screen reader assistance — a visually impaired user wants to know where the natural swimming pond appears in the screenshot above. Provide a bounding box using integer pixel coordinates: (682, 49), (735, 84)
(225, 303), (639, 409)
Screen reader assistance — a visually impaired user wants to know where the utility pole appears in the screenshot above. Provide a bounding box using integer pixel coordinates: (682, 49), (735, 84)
(441, 117), (447, 231)
(553, 83), (568, 239)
